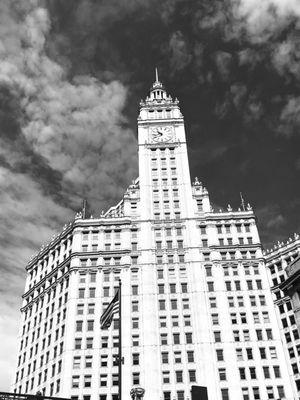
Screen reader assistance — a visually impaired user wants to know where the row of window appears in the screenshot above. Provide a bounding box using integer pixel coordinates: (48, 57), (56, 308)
(28, 237), (72, 277)
(209, 294), (267, 309)
(158, 298), (190, 311)
(207, 263), (260, 277)
(210, 310), (270, 326)
(17, 342), (64, 376)
(160, 332), (193, 345)
(163, 385), (285, 400)
(207, 279), (263, 292)
(16, 378), (60, 397)
(200, 223), (251, 235)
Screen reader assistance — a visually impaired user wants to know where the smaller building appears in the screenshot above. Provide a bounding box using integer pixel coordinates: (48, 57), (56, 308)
(280, 256), (300, 333)
(265, 233), (300, 395)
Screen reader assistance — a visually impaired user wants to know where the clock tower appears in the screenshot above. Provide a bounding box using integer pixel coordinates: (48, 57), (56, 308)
(138, 70), (196, 221)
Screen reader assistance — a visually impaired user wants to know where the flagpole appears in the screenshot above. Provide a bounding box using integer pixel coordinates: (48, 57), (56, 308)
(118, 279), (122, 400)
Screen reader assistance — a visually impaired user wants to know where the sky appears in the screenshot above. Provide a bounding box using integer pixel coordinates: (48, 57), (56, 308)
(0, 0), (299, 390)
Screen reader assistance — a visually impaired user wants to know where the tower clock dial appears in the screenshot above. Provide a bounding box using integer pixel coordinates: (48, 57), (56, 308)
(150, 126), (174, 143)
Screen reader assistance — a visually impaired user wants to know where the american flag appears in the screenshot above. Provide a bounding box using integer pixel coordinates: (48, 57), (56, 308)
(100, 289), (120, 329)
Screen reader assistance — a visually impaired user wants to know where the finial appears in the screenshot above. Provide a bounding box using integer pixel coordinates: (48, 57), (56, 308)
(155, 67), (159, 83)
(240, 192), (245, 211)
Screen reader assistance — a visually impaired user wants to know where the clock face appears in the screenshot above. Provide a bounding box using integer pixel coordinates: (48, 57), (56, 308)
(150, 126), (174, 143)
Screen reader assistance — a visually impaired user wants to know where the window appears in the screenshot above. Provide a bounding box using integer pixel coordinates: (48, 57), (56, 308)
(219, 368), (227, 381)
(76, 321), (83, 332)
(256, 280), (262, 290)
(101, 355), (108, 367)
(259, 347), (266, 359)
(172, 351), (181, 364)
(274, 365), (281, 378)
(72, 375), (79, 388)
(250, 367), (257, 379)
(263, 312), (270, 323)
(73, 356), (80, 369)
(209, 297), (217, 308)
(244, 348), (252, 361)
(77, 304), (84, 315)
(212, 314), (219, 325)
(132, 318), (139, 329)
(84, 375), (91, 388)
(171, 299), (177, 310)
(87, 320), (94, 331)
(78, 288), (85, 298)
(162, 352), (169, 364)
(266, 387), (274, 399)
(259, 295), (266, 306)
(253, 312), (260, 323)
(174, 333), (180, 344)
(158, 284), (164, 294)
(242, 388), (249, 400)
(176, 370), (183, 383)
(132, 335), (139, 347)
(186, 332), (192, 344)
(205, 266), (212, 277)
(84, 337), (92, 349)
(208, 282), (214, 291)
(247, 280), (253, 290)
(164, 392), (171, 400)
(236, 348), (243, 360)
(85, 356), (92, 368)
(277, 386), (285, 398)
(221, 389), (229, 400)
(233, 331), (240, 342)
(189, 370), (196, 382)
(132, 353), (139, 365)
(159, 300), (166, 311)
(75, 338), (82, 349)
(187, 350), (194, 362)
(263, 366), (270, 378)
(184, 315), (191, 326)
(250, 296), (256, 306)
(270, 347), (277, 359)
(100, 374), (107, 387)
(101, 336), (108, 348)
(132, 301), (139, 312)
(239, 368), (246, 380)
(131, 285), (138, 296)
(216, 349), (224, 361)
(181, 283), (188, 293)
(133, 372), (140, 385)
(214, 331), (221, 342)
(256, 330), (263, 340)
(266, 329), (273, 340)
(182, 299), (190, 309)
(162, 371), (170, 384)
(161, 334), (168, 345)
(88, 303), (95, 314)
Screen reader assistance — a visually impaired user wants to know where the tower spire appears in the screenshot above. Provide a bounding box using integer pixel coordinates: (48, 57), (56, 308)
(155, 67), (159, 83)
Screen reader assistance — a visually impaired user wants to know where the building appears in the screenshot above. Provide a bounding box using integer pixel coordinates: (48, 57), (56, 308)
(12, 74), (297, 400)
(264, 234), (300, 396)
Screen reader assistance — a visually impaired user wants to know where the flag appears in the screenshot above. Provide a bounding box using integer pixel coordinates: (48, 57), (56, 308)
(100, 289), (120, 329)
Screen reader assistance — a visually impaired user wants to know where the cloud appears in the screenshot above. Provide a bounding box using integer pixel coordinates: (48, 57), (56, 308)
(0, 0), (138, 389)
(278, 96), (300, 137)
(232, 0), (300, 42)
(168, 31), (192, 72)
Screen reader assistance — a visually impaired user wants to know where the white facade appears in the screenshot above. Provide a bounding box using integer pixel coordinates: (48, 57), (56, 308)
(12, 76), (296, 400)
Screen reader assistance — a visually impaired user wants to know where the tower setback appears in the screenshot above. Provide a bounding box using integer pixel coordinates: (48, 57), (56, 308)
(12, 76), (297, 400)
